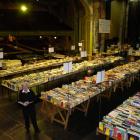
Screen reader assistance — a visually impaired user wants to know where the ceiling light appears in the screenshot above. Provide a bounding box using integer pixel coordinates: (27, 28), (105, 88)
(20, 5), (28, 12)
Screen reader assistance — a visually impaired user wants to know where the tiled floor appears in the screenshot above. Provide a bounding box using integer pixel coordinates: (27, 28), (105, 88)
(0, 80), (139, 140)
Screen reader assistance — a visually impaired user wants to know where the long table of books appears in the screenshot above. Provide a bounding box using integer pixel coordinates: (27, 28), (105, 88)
(0, 60), (22, 69)
(0, 57), (81, 78)
(40, 60), (140, 129)
(98, 92), (140, 140)
(1, 56), (122, 92)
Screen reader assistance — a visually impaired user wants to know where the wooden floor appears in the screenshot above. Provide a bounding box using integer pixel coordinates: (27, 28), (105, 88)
(0, 80), (139, 140)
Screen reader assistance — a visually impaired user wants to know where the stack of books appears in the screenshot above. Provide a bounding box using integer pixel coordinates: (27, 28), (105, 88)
(98, 92), (140, 140)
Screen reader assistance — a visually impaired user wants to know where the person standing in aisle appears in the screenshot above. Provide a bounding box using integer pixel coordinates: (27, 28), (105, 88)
(18, 82), (40, 133)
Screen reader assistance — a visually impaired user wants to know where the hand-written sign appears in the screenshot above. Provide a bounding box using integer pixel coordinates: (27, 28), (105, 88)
(71, 45), (75, 51)
(96, 70), (105, 84)
(48, 47), (54, 53)
(99, 19), (110, 33)
(63, 62), (72, 73)
(80, 51), (87, 58)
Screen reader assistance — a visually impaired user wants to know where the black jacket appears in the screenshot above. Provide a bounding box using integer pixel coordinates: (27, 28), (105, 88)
(18, 89), (38, 108)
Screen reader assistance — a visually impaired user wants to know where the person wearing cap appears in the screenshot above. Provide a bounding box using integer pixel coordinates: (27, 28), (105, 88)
(18, 82), (40, 133)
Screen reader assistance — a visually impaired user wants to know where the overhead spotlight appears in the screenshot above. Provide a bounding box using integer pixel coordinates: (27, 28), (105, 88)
(20, 4), (28, 12)
(39, 36), (42, 39)
(54, 36), (57, 39)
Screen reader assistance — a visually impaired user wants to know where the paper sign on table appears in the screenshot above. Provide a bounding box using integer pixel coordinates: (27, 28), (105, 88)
(101, 70), (105, 82)
(63, 62), (72, 73)
(96, 70), (105, 83)
(71, 45), (75, 50)
(96, 71), (102, 83)
(68, 62), (72, 72)
(48, 47), (54, 53)
(0, 52), (3, 59)
(80, 51), (87, 58)
(78, 43), (82, 46)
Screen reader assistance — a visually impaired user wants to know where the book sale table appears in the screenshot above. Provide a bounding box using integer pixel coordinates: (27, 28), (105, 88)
(97, 92), (140, 140)
(40, 60), (140, 129)
(0, 56), (81, 78)
(1, 56), (122, 93)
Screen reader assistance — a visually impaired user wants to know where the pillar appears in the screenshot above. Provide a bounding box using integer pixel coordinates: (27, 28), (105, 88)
(80, 0), (93, 60)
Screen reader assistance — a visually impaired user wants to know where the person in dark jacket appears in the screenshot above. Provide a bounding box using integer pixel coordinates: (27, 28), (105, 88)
(18, 82), (40, 133)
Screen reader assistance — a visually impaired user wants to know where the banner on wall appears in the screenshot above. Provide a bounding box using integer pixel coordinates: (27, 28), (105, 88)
(99, 19), (111, 33)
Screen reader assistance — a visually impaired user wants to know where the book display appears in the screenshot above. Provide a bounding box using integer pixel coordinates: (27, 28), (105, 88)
(128, 48), (140, 57)
(40, 60), (140, 129)
(98, 92), (140, 140)
(1, 56), (122, 91)
(0, 60), (22, 70)
(0, 56), (80, 78)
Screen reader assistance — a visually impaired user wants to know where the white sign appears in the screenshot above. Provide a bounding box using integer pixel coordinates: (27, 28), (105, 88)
(0, 52), (3, 59)
(96, 71), (102, 84)
(128, 48), (133, 55)
(80, 51), (87, 58)
(63, 62), (72, 73)
(48, 47), (54, 53)
(96, 70), (105, 83)
(99, 19), (110, 33)
(69, 62), (72, 72)
(71, 45), (75, 51)
(79, 47), (82, 51)
(78, 43), (82, 47)
(101, 70), (105, 82)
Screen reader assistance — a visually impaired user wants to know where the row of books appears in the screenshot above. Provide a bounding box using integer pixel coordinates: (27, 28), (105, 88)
(1, 56), (122, 91)
(0, 59), (22, 69)
(41, 60), (140, 110)
(0, 56), (80, 77)
(98, 92), (140, 140)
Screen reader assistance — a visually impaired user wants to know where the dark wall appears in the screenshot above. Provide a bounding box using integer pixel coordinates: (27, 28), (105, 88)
(128, 1), (140, 45)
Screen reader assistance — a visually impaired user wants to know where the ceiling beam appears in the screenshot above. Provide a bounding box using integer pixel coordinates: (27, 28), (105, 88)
(0, 30), (73, 37)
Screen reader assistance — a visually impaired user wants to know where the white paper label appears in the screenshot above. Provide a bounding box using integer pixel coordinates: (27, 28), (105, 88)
(79, 47), (82, 51)
(0, 52), (3, 59)
(63, 62), (72, 73)
(101, 70), (105, 82)
(71, 45), (75, 50)
(96, 70), (105, 83)
(69, 62), (72, 72)
(48, 47), (54, 53)
(78, 43), (82, 47)
(80, 51), (87, 58)
(99, 19), (110, 33)
(96, 71), (102, 84)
